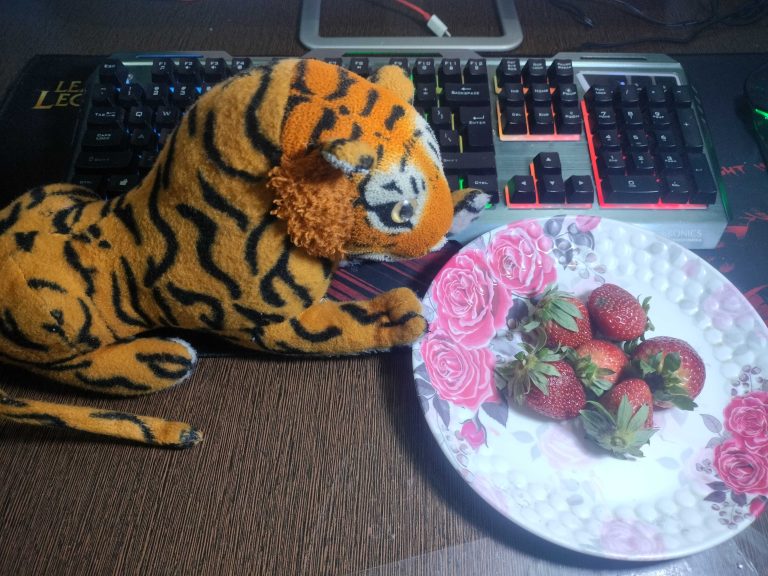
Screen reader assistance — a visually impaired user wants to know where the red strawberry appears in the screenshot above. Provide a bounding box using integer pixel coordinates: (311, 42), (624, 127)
(587, 283), (652, 343)
(570, 339), (629, 396)
(502, 341), (586, 420)
(525, 285), (592, 349)
(580, 378), (656, 459)
(631, 336), (706, 410)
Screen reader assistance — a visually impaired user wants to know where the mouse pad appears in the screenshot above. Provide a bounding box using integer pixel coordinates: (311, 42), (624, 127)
(0, 53), (766, 355)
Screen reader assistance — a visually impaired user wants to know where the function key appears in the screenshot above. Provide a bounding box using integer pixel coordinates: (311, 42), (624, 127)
(349, 57), (370, 77)
(204, 58), (229, 82)
(99, 60), (128, 86)
(231, 57), (253, 73)
(414, 58), (436, 83)
(522, 58), (547, 86)
(548, 59), (573, 86)
(322, 57), (342, 67)
(388, 57), (409, 72)
(151, 58), (175, 83)
(176, 58), (202, 81)
(496, 58), (522, 86)
(439, 58), (461, 85)
(464, 59), (488, 84)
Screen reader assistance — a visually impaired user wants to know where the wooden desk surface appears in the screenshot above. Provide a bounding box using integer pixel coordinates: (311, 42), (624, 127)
(1, 1), (767, 574)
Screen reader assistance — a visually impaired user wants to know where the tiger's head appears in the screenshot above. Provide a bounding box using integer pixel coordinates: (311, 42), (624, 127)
(268, 61), (488, 263)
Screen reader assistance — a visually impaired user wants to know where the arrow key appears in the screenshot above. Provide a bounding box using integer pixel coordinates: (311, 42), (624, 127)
(565, 175), (594, 204)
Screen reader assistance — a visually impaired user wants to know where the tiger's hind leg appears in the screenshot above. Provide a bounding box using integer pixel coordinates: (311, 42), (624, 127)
(257, 287), (427, 355)
(1, 336), (201, 447)
(34, 336), (199, 397)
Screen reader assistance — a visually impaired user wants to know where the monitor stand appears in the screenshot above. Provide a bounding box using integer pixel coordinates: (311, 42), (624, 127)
(299, 0), (524, 51)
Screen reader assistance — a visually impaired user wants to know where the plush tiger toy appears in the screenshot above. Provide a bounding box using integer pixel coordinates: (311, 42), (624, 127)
(0, 58), (488, 447)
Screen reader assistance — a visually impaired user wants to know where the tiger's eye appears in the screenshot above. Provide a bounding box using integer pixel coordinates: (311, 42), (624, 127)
(391, 200), (414, 224)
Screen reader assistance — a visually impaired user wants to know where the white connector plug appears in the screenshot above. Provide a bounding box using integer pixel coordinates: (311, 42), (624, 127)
(426, 14), (451, 37)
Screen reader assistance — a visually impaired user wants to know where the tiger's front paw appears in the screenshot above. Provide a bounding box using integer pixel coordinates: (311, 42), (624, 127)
(371, 287), (428, 348)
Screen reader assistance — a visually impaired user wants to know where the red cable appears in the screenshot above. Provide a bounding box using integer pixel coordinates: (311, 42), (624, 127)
(393, 0), (431, 21)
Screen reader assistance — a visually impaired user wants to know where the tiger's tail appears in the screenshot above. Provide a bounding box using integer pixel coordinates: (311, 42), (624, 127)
(0, 387), (201, 448)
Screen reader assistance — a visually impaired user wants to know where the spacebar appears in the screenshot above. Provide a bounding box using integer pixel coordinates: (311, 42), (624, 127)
(441, 152), (496, 174)
(602, 175), (660, 203)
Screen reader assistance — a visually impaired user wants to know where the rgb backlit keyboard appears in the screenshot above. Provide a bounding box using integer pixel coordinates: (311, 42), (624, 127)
(68, 51), (729, 249)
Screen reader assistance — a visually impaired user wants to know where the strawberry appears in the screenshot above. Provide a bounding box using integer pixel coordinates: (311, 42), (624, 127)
(587, 283), (652, 344)
(569, 339), (629, 396)
(580, 378), (656, 459)
(631, 336), (705, 410)
(502, 340), (586, 420)
(525, 285), (592, 349)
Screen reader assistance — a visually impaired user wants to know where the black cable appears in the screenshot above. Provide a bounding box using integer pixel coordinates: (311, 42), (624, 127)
(549, 0), (768, 50)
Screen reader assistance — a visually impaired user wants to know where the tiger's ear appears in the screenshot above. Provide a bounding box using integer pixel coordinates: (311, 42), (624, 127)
(268, 144), (372, 261)
(369, 65), (414, 105)
(320, 139), (377, 176)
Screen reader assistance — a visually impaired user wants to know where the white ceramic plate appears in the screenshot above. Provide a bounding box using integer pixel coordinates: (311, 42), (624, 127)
(412, 216), (768, 561)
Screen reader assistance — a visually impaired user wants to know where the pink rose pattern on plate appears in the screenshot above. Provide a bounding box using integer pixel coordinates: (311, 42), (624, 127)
(698, 367), (768, 527)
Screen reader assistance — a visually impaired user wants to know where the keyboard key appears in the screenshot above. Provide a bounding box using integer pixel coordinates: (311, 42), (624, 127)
(442, 83), (490, 106)
(499, 83), (525, 108)
(441, 152), (495, 174)
(597, 129), (621, 151)
(687, 153), (718, 204)
(522, 58), (547, 85)
(649, 108), (672, 129)
(585, 85), (614, 108)
(145, 83), (170, 108)
(130, 127), (157, 149)
(70, 174), (103, 192)
(662, 173), (692, 203)
(496, 58), (522, 86)
(106, 174), (140, 195)
(507, 175), (536, 204)
(676, 108), (704, 151)
(556, 108), (582, 134)
(538, 175), (566, 203)
(554, 83), (579, 108)
(438, 129), (459, 152)
(91, 83), (116, 106)
(75, 149), (133, 172)
(602, 175), (660, 203)
(599, 150), (626, 175)
(82, 128), (126, 149)
(565, 175), (594, 203)
(657, 151), (685, 172)
(155, 106), (180, 127)
(176, 57), (202, 82)
(413, 58), (435, 82)
(118, 83), (144, 108)
(533, 152), (562, 176)
(458, 107), (493, 150)
(464, 59), (488, 84)
(151, 58), (175, 83)
(528, 84), (552, 107)
(672, 85), (693, 107)
(439, 58), (461, 85)
(653, 129), (679, 151)
(171, 83), (198, 109)
(88, 107), (125, 127)
(618, 84), (641, 107)
(625, 129), (650, 151)
(548, 59), (573, 85)
(388, 57), (409, 72)
(429, 106), (452, 129)
(231, 57), (252, 73)
(590, 107), (617, 132)
(128, 106), (152, 126)
(466, 174), (499, 204)
(414, 83), (437, 107)
(99, 59), (128, 86)
(644, 85), (668, 107)
(204, 58), (229, 81)
(620, 107), (644, 128)
(500, 108), (527, 135)
(628, 151), (655, 174)
(529, 107), (555, 134)
(349, 57), (370, 77)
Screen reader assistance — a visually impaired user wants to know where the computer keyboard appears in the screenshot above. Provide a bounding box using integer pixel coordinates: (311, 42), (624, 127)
(67, 50), (729, 249)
